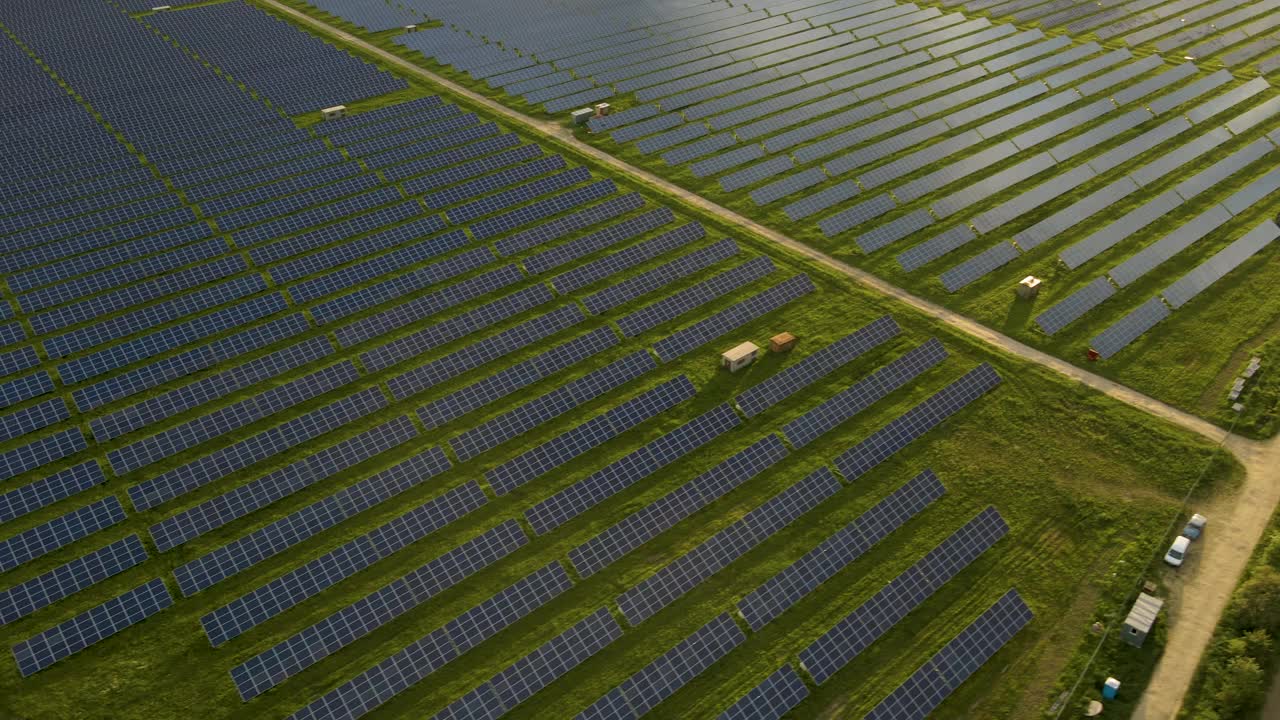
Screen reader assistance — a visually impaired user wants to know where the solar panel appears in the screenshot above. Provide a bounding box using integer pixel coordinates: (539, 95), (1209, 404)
(1089, 297), (1171, 360)
(449, 349), (656, 462)
(232, 521), (528, 701)
(1110, 205), (1233, 288)
(940, 242), (1021, 293)
(524, 208), (678, 276)
(1163, 220), (1279, 309)
(11, 578), (172, 678)
(151, 416), (422, 553)
(418, 327), (620, 427)
(127, 387), (388, 512)
(470, 180), (618, 240)
(785, 338), (949, 448)
(287, 562), (573, 720)
(485, 375), (696, 496)
(718, 666), (809, 720)
(857, 211), (935, 254)
(618, 256), (776, 337)
(445, 167), (591, 225)
(72, 314), (312, 413)
(736, 316), (900, 418)
(1060, 191), (1184, 270)
(568, 434), (788, 578)
(834, 363), (1002, 481)
(553, 222), (705, 295)
(663, 133), (739, 167)
(787, 182), (862, 223)
(654, 274), (815, 362)
(108, 361), (359, 475)
(818, 194), (897, 239)
(387, 304), (585, 400)
(201, 480), (487, 646)
(897, 225), (977, 273)
(798, 507), (1009, 684)
(739, 469), (946, 630)
(865, 589), (1033, 720)
(172, 444), (456, 598)
(525, 403), (742, 536)
(1175, 138), (1273, 202)
(0, 535), (148, 627)
(0, 461), (104, 525)
(751, 168), (826, 206)
(0, 494), (124, 574)
(436, 608), (621, 718)
(618, 466), (841, 625)
(1035, 277), (1117, 336)
(578, 614), (745, 720)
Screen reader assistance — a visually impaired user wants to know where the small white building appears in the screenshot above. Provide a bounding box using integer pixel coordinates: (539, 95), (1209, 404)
(1122, 593), (1164, 648)
(321, 105), (347, 120)
(721, 342), (759, 373)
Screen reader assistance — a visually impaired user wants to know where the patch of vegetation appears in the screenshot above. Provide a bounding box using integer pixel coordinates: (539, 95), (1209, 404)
(1180, 510), (1280, 719)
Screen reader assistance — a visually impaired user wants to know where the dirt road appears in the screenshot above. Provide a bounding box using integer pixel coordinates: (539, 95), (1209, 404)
(250, 4), (1280, 715)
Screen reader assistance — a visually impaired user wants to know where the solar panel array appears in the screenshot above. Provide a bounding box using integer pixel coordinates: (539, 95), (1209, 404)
(200, 479), (486, 646)
(0, 497), (126, 574)
(577, 613), (745, 720)
(525, 403), (743, 536)
(717, 666), (810, 720)
(618, 466), (843, 626)
(433, 608), (622, 719)
(654, 275), (816, 362)
(0, 535), (148, 627)
(736, 315), (901, 417)
(784, 338), (949, 448)
(738, 470), (946, 630)
(485, 376), (696, 496)
(865, 589), (1034, 720)
(288, 561), (574, 720)
(231, 521), (528, 701)
(12, 578), (172, 677)
(835, 364), (1002, 481)
(799, 507), (1010, 684)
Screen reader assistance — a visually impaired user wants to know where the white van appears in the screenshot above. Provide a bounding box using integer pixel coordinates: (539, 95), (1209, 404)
(1165, 536), (1192, 567)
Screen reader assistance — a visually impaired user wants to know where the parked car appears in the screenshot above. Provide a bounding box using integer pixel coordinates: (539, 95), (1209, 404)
(1165, 535), (1192, 567)
(1183, 513), (1208, 540)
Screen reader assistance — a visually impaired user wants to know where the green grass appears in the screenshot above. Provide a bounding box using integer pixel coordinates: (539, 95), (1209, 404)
(315, 0), (1280, 441)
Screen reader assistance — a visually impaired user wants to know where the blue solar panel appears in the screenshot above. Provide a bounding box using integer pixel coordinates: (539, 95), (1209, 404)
(865, 588), (1033, 720)
(201, 480), (487, 646)
(0, 428), (87, 483)
(0, 461), (104, 525)
(524, 208), (678, 276)
(654, 275), (816, 362)
(0, 496), (126, 574)
(799, 507), (1009, 684)
(737, 316), (900, 418)
(151, 417), (422, 553)
(449, 349), (655, 462)
(554, 223), (706, 295)
(11, 578), (172, 678)
(718, 666), (809, 720)
(495, 193), (647, 257)
(739, 470), (945, 630)
(525, 403), (742, 536)
(485, 375), (697, 496)
(0, 535), (148, 627)
(127, 387), (387, 511)
(569, 434), (788, 578)
(172, 444), (456, 597)
(287, 562), (573, 720)
(618, 466), (842, 625)
(578, 614), (745, 719)
(834, 363), (1002, 481)
(784, 338), (949, 448)
(72, 314), (311, 412)
(388, 305), (585, 401)
(232, 521), (528, 701)
(617, 256), (776, 337)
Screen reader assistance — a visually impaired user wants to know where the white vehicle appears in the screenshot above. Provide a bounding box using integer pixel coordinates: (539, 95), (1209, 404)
(1165, 536), (1192, 567)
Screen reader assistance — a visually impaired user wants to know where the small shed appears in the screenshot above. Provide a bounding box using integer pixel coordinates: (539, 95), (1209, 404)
(721, 342), (759, 373)
(321, 105), (347, 120)
(770, 332), (797, 353)
(1122, 593), (1164, 648)
(570, 108), (595, 126)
